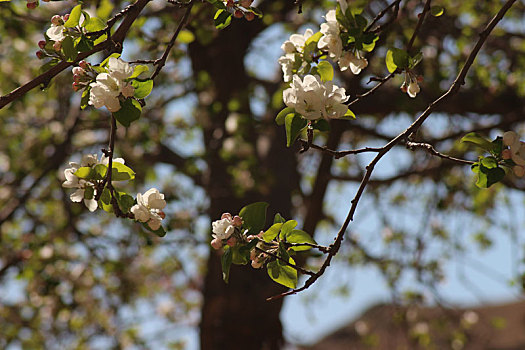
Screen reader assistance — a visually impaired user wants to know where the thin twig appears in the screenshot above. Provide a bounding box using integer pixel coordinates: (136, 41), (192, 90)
(406, 141), (475, 165)
(299, 140), (383, 158)
(365, 0), (402, 33)
(406, 0), (432, 53)
(267, 0), (517, 301)
(256, 247), (316, 277)
(346, 72), (396, 107)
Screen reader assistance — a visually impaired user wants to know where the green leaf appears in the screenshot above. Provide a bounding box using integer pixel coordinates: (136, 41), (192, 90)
(239, 202), (269, 235)
(385, 49), (397, 73)
(317, 61), (334, 82)
(275, 107), (295, 126)
(84, 186), (94, 200)
(471, 161), (505, 188)
(214, 9), (232, 30)
(93, 163), (107, 178)
(207, 0), (227, 10)
(304, 31), (323, 47)
(142, 223), (167, 237)
(116, 191), (135, 213)
(128, 65), (149, 80)
(131, 79), (153, 99)
(312, 119), (330, 132)
(266, 257), (297, 289)
(64, 5), (82, 28)
(177, 30), (195, 44)
(285, 113), (308, 147)
(111, 162), (136, 181)
(279, 220), (298, 240)
(98, 187), (113, 213)
(285, 229), (317, 251)
(461, 132), (495, 152)
(274, 213), (285, 224)
(80, 87), (91, 110)
(221, 246), (233, 283)
(361, 33), (379, 52)
(231, 246), (249, 265)
(354, 14), (368, 30)
(247, 6), (263, 17)
(431, 5), (444, 17)
(61, 36), (77, 62)
(74, 166), (93, 179)
(481, 156), (498, 169)
(113, 99), (142, 127)
(263, 223), (283, 242)
(339, 109), (356, 120)
(84, 17), (106, 32)
(303, 31), (323, 57)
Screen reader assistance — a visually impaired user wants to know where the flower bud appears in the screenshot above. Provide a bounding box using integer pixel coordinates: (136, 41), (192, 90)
(27, 1), (38, 9)
(73, 74), (81, 83)
(232, 215), (243, 227)
(38, 40), (46, 49)
(211, 238), (223, 250)
(62, 14), (70, 22)
(51, 15), (62, 26)
(226, 0), (234, 7)
(72, 82), (81, 92)
(234, 10), (244, 18)
(226, 236), (237, 247)
(79, 60), (89, 69)
(251, 259), (263, 269)
(36, 50), (44, 59)
(514, 165), (525, 177)
(240, 0), (253, 7)
(72, 67), (84, 76)
(53, 41), (62, 51)
(159, 211), (166, 220)
(245, 12), (255, 21)
(257, 231), (264, 238)
(221, 212), (233, 220)
(250, 249), (257, 260)
(502, 149), (512, 160)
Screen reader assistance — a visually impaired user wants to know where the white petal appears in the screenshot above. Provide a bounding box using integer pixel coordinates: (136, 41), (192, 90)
(84, 198), (98, 212)
(70, 189), (84, 202)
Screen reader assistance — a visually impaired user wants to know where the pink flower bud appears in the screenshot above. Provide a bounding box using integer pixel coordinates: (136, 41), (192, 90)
(51, 15), (62, 26)
(159, 211), (166, 220)
(250, 249), (257, 260)
(251, 259), (263, 269)
(27, 1), (38, 9)
(53, 41), (62, 51)
(232, 215), (243, 227)
(211, 238), (223, 250)
(72, 67), (84, 76)
(502, 149), (512, 160)
(226, 236), (237, 247)
(72, 82), (81, 92)
(79, 60), (89, 69)
(73, 74), (81, 83)
(244, 12), (255, 21)
(221, 213), (232, 220)
(514, 165), (525, 177)
(257, 231), (264, 238)
(36, 51), (44, 59)
(234, 10), (244, 18)
(62, 14), (70, 22)
(240, 0), (253, 7)
(38, 40), (46, 49)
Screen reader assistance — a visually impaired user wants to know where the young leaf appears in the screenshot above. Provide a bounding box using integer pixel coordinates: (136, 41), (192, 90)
(98, 187), (113, 213)
(142, 223), (167, 237)
(74, 166), (93, 179)
(113, 99), (142, 127)
(214, 9), (232, 30)
(385, 49), (397, 73)
(231, 246), (249, 265)
(431, 5), (444, 17)
(274, 213), (286, 224)
(275, 107), (295, 126)
(312, 119), (330, 132)
(339, 109), (356, 120)
(80, 87), (91, 110)
(64, 5), (82, 28)
(279, 220), (298, 240)
(285, 229), (317, 251)
(461, 132), (495, 152)
(84, 17), (106, 32)
(221, 246), (233, 283)
(263, 223), (283, 242)
(409, 52), (423, 69)
(116, 192), (135, 213)
(129, 65), (150, 79)
(111, 162), (136, 181)
(317, 61), (334, 82)
(100, 53), (121, 67)
(471, 161), (505, 188)
(61, 36), (77, 62)
(266, 257), (298, 289)
(131, 79), (154, 99)
(285, 113), (308, 147)
(239, 202), (269, 235)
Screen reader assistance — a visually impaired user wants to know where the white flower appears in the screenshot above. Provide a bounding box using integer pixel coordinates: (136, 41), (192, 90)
(107, 57), (133, 81)
(503, 131), (525, 166)
(407, 81), (420, 98)
(283, 28), (314, 53)
(212, 217), (235, 240)
(278, 54), (296, 82)
(89, 73), (122, 112)
(61, 161), (98, 212)
(131, 188), (166, 230)
(46, 25), (66, 42)
(339, 52), (368, 74)
(283, 74), (349, 120)
(318, 10), (342, 60)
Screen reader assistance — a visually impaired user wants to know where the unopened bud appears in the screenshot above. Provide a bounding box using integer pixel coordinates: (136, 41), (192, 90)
(62, 14), (69, 22)
(73, 74), (81, 83)
(245, 12), (255, 21)
(27, 1), (38, 9)
(502, 149), (512, 160)
(234, 10), (244, 18)
(250, 249), (257, 260)
(38, 40), (46, 49)
(251, 259), (263, 269)
(36, 50), (44, 59)
(78, 60), (89, 69)
(53, 41), (62, 51)
(72, 82), (81, 92)
(232, 215), (243, 227)
(240, 0), (253, 7)
(221, 212), (232, 220)
(211, 238), (223, 250)
(51, 15), (61, 26)
(226, 236), (237, 247)
(159, 211), (166, 220)
(72, 67), (84, 76)
(257, 231), (264, 238)
(226, 0), (234, 7)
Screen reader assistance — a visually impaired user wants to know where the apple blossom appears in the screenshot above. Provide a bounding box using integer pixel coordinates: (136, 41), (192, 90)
(212, 216), (236, 241)
(502, 131), (525, 166)
(407, 81), (420, 98)
(89, 73), (123, 112)
(106, 57), (133, 81)
(46, 24), (66, 42)
(339, 51), (368, 74)
(131, 188), (167, 230)
(318, 10), (343, 60)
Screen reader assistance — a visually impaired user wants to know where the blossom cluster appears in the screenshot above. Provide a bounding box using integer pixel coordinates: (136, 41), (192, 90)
(62, 153), (124, 212)
(211, 213), (243, 249)
(283, 75), (349, 120)
(278, 28), (314, 83)
(131, 188), (167, 230)
(88, 57), (135, 112)
(502, 131), (525, 177)
(223, 0), (256, 21)
(36, 14), (70, 58)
